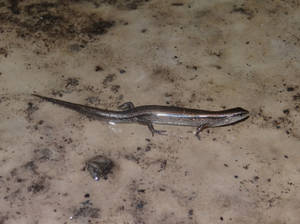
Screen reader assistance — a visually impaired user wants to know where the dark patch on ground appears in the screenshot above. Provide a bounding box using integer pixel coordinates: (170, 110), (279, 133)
(126, 180), (149, 224)
(286, 86), (297, 92)
(2, 160), (52, 208)
(68, 43), (85, 52)
(50, 90), (64, 97)
(102, 73), (116, 86)
(33, 148), (53, 161)
(33, 119), (44, 130)
(124, 153), (140, 163)
(0, 47), (8, 57)
(92, 0), (150, 10)
(136, 200), (146, 210)
(0, 96), (9, 104)
(72, 200), (100, 219)
(124, 140), (171, 172)
(211, 64), (222, 69)
(119, 69), (126, 74)
(185, 65), (198, 71)
(0, 0), (115, 46)
(95, 65), (104, 72)
(84, 20), (115, 36)
(207, 49), (223, 57)
(20, 3), (70, 37)
(110, 84), (120, 93)
(188, 209), (193, 219)
(282, 109), (289, 115)
(27, 177), (46, 194)
(0, 215), (9, 224)
(272, 116), (292, 131)
(239, 175), (295, 209)
(171, 3), (184, 6)
(152, 66), (175, 83)
(158, 159), (167, 172)
(23, 160), (39, 174)
(126, 140), (157, 166)
(85, 96), (101, 105)
(256, 107), (298, 138)
(25, 102), (39, 121)
(8, 0), (20, 14)
(65, 77), (80, 88)
(231, 5), (254, 20)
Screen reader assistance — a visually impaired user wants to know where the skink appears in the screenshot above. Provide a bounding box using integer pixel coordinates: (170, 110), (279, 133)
(32, 94), (249, 139)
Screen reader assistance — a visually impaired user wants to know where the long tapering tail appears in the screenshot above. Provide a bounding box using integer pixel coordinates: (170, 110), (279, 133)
(32, 94), (125, 119)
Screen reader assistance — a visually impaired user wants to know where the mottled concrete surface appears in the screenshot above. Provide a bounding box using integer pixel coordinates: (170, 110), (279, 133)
(0, 0), (300, 223)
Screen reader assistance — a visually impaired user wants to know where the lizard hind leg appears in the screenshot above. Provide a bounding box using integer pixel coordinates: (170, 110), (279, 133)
(195, 124), (208, 140)
(139, 121), (167, 136)
(118, 102), (135, 110)
(147, 123), (167, 136)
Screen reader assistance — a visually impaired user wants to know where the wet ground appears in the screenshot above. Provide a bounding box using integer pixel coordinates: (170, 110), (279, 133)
(0, 0), (300, 223)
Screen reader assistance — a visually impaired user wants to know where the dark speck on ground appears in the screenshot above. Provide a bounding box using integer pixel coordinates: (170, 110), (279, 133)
(65, 78), (79, 88)
(25, 102), (39, 121)
(231, 5), (254, 19)
(283, 109), (289, 115)
(253, 176), (260, 181)
(136, 200), (145, 210)
(95, 66), (103, 72)
(72, 200), (100, 219)
(171, 3), (184, 6)
(103, 74), (116, 86)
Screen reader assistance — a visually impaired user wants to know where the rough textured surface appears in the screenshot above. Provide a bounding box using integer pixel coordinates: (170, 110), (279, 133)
(0, 0), (300, 223)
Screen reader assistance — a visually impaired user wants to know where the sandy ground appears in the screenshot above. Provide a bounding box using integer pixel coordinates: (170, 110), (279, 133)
(0, 0), (300, 223)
